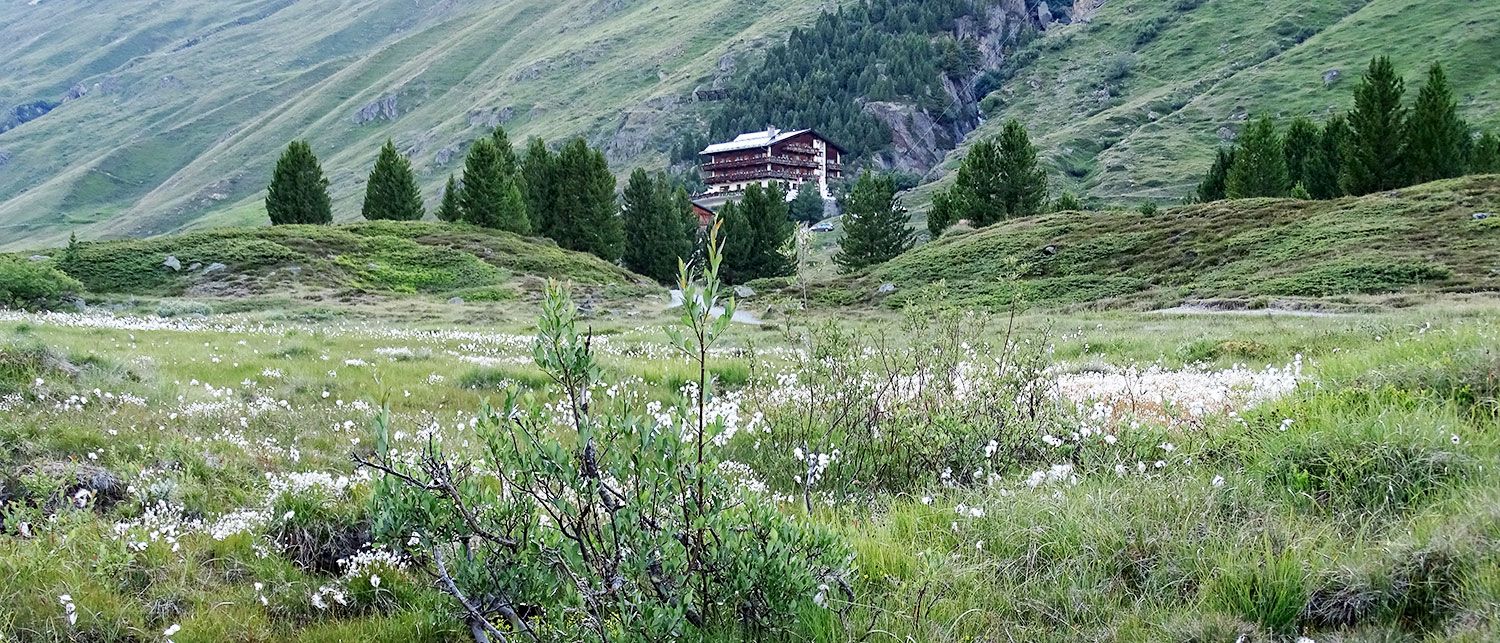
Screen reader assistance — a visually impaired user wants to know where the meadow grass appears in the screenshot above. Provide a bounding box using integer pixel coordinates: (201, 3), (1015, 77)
(0, 299), (1495, 641)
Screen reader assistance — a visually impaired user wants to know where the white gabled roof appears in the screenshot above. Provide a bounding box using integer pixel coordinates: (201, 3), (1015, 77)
(700, 128), (812, 155)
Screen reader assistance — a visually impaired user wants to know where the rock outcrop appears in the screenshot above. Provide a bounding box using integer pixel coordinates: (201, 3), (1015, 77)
(353, 95), (399, 124)
(864, 101), (954, 174)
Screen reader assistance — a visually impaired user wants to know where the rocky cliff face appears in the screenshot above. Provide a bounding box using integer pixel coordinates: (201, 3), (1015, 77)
(864, 102), (954, 175)
(870, 0), (1050, 175)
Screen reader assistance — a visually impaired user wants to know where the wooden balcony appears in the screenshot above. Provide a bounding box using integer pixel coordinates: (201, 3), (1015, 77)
(704, 168), (809, 184)
(704, 155), (820, 171)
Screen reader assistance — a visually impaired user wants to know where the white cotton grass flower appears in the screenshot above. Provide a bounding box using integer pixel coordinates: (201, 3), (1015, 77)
(1211, 475), (1225, 487)
(164, 623), (181, 637)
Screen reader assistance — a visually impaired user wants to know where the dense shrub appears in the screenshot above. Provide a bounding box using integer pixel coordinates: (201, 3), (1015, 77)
(0, 259), (83, 310)
(361, 236), (852, 641)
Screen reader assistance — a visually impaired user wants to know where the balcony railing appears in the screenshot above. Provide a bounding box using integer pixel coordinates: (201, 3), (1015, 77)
(704, 155), (820, 170)
(704, 168), (810, 183)
(782, 143), (819, 154)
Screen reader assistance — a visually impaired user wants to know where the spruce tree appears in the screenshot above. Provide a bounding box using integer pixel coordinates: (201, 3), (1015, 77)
(717, 200), (754, 284)
(1343, 56), (1407, 195)
(621, 170), (695, 283)
(994, 119), (1048, 219)
(436, 175), (462, 222)
(927, 188), (957, 238)
(266, 140), (332, 225)
(1196, 147), (1236, 202)
(550, 139), (623, 261)
(1405, 63), (1469, 184)
(789, 184), (826, 223)
(1226, 115), (1289, 198)
(835, 172), (914, 272)
(459, 138), (530, 233)
(490, 126), (520, 178)
(1308, 116), (1351, 200)
(522, 138), (556, 236)
(361, 140), (424, 221)
(671, 187), (701, 266)
(1282, 117), (1320, 191)
(1472, 131), (1500, 174)
(721, 183), (793, 283)
(951, 139), (1004, 225)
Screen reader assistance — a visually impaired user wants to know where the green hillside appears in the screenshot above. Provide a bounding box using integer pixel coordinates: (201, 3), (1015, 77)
(12, 221), (642, 302)
(3, 0), (1498, 250)
(0, 0), (822, 250)
(845, 175), (1500, 309)
(915, 0), (1500, 208)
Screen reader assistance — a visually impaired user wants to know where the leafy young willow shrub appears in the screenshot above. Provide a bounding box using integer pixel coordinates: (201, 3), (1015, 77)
(359, 225), (852, 642)
(0, 258), (83, 310)
(730, 283), (1076, 500)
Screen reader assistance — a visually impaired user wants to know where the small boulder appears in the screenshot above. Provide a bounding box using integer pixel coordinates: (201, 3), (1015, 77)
(187, 262), (202, 271)
(163, 255), (182, 271)
(733, 285), (756, 299)
(202, 262), (227, 275)
(447, 297), (466, 305)
(877, 283), (897, 295)
(1322, 69), (1341, 86)
(27, 255), (49, 262)
(1474, 212), (1492, 220)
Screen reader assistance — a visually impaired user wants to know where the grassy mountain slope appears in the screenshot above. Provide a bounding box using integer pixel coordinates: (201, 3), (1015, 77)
(845, 175), (1500, 309)
(0, 0), (823, 250)
(13, 221), (641, 301)
(913, 0), (1500, 209)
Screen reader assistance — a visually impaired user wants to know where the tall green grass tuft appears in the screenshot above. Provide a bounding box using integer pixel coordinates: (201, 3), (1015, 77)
(1205, 543), (1308, 635)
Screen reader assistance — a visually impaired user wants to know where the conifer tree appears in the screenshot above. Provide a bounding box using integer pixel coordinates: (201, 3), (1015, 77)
(948, 120), (1047, 225)
(716, 200), (753, 283)
(361, 140), (424, 221)
(1343, 56), (1407, 195)
(522, 138), (557, 236)
(1472, 131), (1500, 174)
(1226, 115), (1289, 198)
(1308, 116), (1351, 200)
(835, 172), (914, 272)
(459, 139), (530, 233)
(549, 138), (622, 261)
(789, 184), (826, 223)
(721, 183), (793, 284)
(436, 175), (462, 222)
(951, 139), (1004, 225)
(993, 119), (1049, 219)
(1282, 117), (1320, 191)
(490, 126), (520, 178)
(266, 140), (332, 225)
(927, 188), (957, 238)
(1196, 147), (1236, 202)
(621, 170), (696, 283)
(1405, 63), (1469, 184)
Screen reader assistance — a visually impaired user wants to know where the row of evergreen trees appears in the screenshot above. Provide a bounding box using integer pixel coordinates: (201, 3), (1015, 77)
(1198, 58), (1500, 202)
(926, 119), (1049, 237)
(264, 129), (633, 264)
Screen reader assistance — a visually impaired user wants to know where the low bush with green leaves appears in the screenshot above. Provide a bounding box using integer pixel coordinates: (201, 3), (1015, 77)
(360, 229), (853, 641)
(0, 258), (83, 310)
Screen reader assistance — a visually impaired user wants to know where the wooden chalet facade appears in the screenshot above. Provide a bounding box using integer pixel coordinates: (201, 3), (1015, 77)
(696, 128), (845, 205)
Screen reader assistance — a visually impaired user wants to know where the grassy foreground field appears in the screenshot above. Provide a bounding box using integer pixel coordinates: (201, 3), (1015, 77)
(2, 289), (1497, 641)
